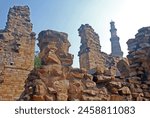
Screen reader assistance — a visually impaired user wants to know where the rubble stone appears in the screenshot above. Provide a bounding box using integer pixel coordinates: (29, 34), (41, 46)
(1, 6), (150, 101)
(20, 24), (150, 101)
(78, 24), (105, 71)
(0, 6), (35, 100)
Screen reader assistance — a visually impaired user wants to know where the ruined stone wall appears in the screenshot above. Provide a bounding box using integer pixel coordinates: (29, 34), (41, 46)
(19, 30), (107, 101)
(126, 27), (150, 100)
(0, 6), (35, 100)
(78, 24), (104, 71)
(19, 26), (150, 101)
(127, 27), (150, 79)
(1, 5), (150, 101)
(19, 29), (132, 101)
(19, 30), (78, 100)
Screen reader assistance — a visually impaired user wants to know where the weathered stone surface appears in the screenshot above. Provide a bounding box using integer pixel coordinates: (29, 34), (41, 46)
(37, 30), (73, 66)
(118, 87), (131, 95)
(126, 26), (150, 100)
(78, 24), (105, 70)
(83, 89), (99, 96)
(82, 95), (102, 101)
(110, 87), (119, 94)
(20, 26), (121, 101)
(67, 68), (85, 79)
(96, 75), (111, 83)
(68, 78), (83, 100)
(32, 95), (45, 101)
(14, 14), (150, 101)
(101, 52), (123, 77)
(108, 81), (122, 88)
(20, 29), (96, 101)
(117, 59), (130, 78)
(127, 27), (150, 80)
(110, 95), (124, 101)
(0, 6), (35, 100)
(144, 92), (150, 98)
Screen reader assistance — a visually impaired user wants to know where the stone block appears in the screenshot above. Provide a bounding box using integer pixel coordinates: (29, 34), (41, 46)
(110, 95), (124, 101)
(83, 89), (99, 96)
(108, 81), (122, 88)
(85, 80), (96, 88)
(118, 87), (131, 95)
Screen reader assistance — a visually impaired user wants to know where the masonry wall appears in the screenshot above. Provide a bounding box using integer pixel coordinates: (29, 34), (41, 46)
(78, 24), (104, 71)
(0, 68), (29, 100)
(0, 6), (35, 100)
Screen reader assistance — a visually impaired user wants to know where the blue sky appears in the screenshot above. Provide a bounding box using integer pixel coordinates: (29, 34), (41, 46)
(1, 0), (150, 67)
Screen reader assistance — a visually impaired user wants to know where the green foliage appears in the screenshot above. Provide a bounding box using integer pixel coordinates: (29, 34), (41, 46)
(34, 56), (42, 68)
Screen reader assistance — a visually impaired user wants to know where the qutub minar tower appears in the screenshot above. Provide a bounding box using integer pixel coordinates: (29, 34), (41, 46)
(110, 21), (123, 57)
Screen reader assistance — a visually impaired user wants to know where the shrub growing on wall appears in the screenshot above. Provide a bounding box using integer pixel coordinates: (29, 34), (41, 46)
(34, 56), (41, 68)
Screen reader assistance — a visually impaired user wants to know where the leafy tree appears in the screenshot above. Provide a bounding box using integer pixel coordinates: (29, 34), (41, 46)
(34, 56), (41, 68)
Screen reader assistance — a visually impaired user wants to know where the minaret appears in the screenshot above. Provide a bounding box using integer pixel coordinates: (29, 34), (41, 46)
(110, 21), (123, 57)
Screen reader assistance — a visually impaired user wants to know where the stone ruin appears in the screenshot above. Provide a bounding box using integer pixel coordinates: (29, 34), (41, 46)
(127, 27), (150, 79)
(78, 24), (104, 70)
(126, 27), (150, 100)
(0, 6), (35, 100)
(1, 5), (150, 101)
(19, 23), (150, 101)
(19, 29), (95, 100)
(18, 24), (127, 101)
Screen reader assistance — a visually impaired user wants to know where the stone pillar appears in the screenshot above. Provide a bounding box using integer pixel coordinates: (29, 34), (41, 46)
(110, 21), (123, 57)
(0, 6), (35, 100)
(127, 27), (150, 80)
(78, 24), (104, 71)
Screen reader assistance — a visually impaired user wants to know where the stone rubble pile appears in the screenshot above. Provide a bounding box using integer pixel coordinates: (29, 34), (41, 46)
(1, 6), (150, 101)
(19, 24), (150, 101)
(19, 30), (99, 100)
(78, 24), (121, 87)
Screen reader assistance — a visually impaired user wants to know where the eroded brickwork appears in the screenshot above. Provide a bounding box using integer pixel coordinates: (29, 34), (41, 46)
(0, 6), (35, 100)
(1, 5), (150, 101)
(20, 26), (150, 101)
(78, 24), (104, 71)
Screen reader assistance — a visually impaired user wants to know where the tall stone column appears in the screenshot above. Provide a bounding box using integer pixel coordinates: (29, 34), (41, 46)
(110, 21), (123, 57)
(78, 24), (104, 71)
(0, 6), (35, 100)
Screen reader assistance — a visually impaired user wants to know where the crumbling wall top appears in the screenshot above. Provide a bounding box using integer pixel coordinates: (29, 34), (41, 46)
(37, 30), (70, 52)
(5, 5), (32, 35)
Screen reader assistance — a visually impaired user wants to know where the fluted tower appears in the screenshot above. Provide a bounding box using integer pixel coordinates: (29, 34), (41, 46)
(110, 21), (123, 57)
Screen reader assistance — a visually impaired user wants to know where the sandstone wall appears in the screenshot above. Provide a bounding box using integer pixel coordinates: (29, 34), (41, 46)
(19, 29), (133, 101)
(2, 5), (148, 101)
(20, 30), (106, 101)
(126, 27), (150, 100)
(19, 26), (150, 101)
(127, 27), (150, 79)
(78, 24), (104, 71)
(0, 6), (35, 100)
